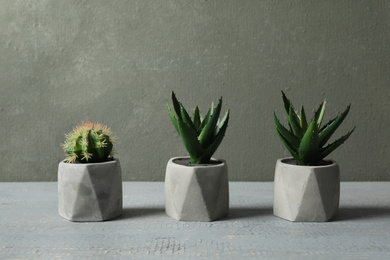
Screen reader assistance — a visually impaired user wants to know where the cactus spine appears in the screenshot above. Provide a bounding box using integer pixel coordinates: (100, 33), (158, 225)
(62, 121), (116, 163)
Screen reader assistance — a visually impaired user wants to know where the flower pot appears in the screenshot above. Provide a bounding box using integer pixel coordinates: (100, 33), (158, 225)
(164, 157), (229, 221)
(58, 159), (123, 222)
(273, 158), (340, 222)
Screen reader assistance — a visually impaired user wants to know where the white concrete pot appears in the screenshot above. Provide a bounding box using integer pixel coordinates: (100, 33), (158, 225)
(58, 159), (123, 222)
(164, 157), (229, 222)
(273, 158), (340, 222)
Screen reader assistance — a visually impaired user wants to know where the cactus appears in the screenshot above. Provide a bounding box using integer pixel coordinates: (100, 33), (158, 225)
(62, 121), (116, 163)
(166, 91), (230, 164)
(274, 91), (355, 166)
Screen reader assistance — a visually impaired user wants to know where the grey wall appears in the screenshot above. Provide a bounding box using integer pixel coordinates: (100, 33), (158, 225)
(1, 1), (389, 181)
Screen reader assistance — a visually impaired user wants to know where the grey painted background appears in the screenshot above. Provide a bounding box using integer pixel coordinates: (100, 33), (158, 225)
(1, 1), (389, 181)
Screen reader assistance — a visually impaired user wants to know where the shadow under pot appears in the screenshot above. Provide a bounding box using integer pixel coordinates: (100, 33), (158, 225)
(58, 159), (123, 222)
(164, 157), (229, 222)
(273, 158), (340, 222)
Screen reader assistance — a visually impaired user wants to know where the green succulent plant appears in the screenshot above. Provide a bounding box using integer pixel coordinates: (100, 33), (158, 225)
(274, 91), (355, 166)
(166, 91), (230, 164)
(62, 121), (116, 163)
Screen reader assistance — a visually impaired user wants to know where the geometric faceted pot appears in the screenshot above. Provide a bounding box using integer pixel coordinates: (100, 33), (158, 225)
(164, 157), (229, 222)
(58, 159), (123, 222)
(273, 158), (340, 222)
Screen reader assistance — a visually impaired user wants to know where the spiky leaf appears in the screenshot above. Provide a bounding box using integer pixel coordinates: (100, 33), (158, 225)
(171, 91), (182, 120)
(198, 98), (222, 147)
(177, 119), (203, 163)
(314, 101), (326, 128)
(201, 110), (230, 163)
(193, 106), (201, 133)
(282, 91), (300, 126)
(298, 119), (319, 165)
(275, 128), (304, 165)
(317, 127), (355, 162)
(300, 106), (308, 130)
(288, 107), (304, 139)
(274, 112), (300, 151)
(199, 107), (211, 130)
(318, 104), (351, 147)
(166, 100), (179, 134)
(180, 103), (197, 133)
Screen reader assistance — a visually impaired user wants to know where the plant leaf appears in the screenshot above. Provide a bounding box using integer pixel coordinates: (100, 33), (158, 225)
(171, 91), (182, 119)
(317, 127), (355, 161)
(200, 107), (211, 130)
(193, 106), (201, 133)
(177, 118), (203, 163)
(298, 119), (319, 165)
(180, 103), (197, 133)
(198, 98), (222, 147)
(274, 112), (300, 151)
(282, 91), (300, 125)
(300, 105), (308, 131)
(314, 100), (326, 128)
(288, 107), (304, 139)
(200, 110), (230, 164)
(318, 104), (351, 147)
(166, 100), (179, 134)
(275, 127), (305, 165)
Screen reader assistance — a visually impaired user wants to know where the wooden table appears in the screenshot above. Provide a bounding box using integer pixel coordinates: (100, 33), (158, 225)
(1, 182), (389, 259)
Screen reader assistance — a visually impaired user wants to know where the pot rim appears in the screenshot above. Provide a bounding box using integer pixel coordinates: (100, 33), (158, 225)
(169, 156), (226, 168)
(59, 158), (119, 166)
(277, 157), (338, 169)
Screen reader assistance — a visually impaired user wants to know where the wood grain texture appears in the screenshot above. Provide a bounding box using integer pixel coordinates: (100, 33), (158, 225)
(1, 182), (390, 259)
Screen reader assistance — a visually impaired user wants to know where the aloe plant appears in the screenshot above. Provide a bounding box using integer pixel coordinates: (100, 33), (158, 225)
(62, 121), (116, 163)
(274, 91), (355, 166)
(166, 91), (230, 164)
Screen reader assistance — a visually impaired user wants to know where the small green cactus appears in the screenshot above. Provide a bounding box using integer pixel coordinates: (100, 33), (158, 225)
(62, 121), (117, 163)
(166, 91), (230, 164)
(274, 91), (355, 166)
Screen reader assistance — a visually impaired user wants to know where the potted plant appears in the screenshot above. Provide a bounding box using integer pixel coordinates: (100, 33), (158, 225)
(273, 91), (355, 222)
(58, 121), (122, 222)
(165, 91), (230, 221)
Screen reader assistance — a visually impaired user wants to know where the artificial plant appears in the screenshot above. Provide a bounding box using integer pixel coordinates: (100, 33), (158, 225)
(274, 91), (355, 166)
(166, 91), (230, 164)
(62, 121), (116, 163)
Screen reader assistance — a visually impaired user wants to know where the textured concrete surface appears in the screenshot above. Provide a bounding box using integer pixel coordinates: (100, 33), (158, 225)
(1, 182), (390, 259)
(274, 158), (340, 222)
(0, 1), (389, 181)
(165, 157), (229, 221)
(58, 159), (122, 221)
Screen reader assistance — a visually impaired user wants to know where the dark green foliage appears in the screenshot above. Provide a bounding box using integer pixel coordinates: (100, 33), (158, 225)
(274, 91), (355, 166)
(166, 91), (230, 164)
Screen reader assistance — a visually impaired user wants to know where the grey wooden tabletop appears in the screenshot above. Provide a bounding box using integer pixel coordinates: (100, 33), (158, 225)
(1, 182), (390, 259)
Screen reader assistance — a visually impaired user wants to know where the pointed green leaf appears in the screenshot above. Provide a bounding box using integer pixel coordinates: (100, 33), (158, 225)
(201, 110), (230, 163)
(177, 118), (203, 163)
(198, 98), (222, 147)
(215, 110), (229, 136)
(288, 107), (304, 139)
(300, 106), (308, 131)
(275, 127), (304, 165)
(317, 127), (355, 161)
(314, 100), (326, 128)
(171, 91), (182, 119)
(282, 91), (300, 124)
(298, 119), (319, 165)
(200, 107), (211, 130)
(166, 100), (179, 134)
(180, 103), (197, 133)
(274, 112), (300, 151)
(282, 91), (293, 116)
(318, 104), (351, 147)
(193, 106), (201, 133)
